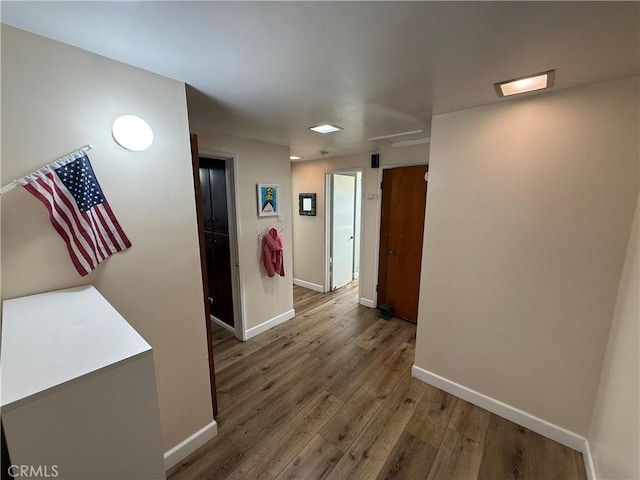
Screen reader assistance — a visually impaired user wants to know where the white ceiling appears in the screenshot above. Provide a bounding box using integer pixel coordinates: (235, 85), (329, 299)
(2, 1), (638, 161)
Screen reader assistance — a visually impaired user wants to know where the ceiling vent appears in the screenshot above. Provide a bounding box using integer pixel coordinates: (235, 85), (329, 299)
(368, 130), (430, 148)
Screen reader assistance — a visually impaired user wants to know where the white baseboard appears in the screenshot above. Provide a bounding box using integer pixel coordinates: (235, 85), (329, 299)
(210, 315), (235, 333)
(164, 420), (218, 471)
(293, 278), (324, 293)
(359, 298), (376, 308)
(411, 365), (586, 452)
(245, 309), (296, 340)
(582, 439), (597, 480)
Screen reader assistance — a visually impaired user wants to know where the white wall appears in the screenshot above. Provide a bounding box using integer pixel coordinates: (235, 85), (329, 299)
(291, 144), (429, 301)
(1, 26), (213, 452)
(415, 77), (639, 436)
(588, 194), (639, 479)
(187, 129), (294, 332)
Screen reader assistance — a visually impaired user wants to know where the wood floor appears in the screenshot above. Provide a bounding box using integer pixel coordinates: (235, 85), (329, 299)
(168, 282), (587, 480)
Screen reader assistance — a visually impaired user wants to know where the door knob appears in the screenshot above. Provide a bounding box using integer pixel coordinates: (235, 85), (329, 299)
(389, 250), (395, 256)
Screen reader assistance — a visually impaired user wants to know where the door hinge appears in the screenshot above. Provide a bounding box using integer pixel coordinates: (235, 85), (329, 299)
(380, 181), (383, 190)
(376, 284), (378, 292)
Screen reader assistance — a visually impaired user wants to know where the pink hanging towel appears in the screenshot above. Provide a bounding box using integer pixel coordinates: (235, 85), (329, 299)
(262, 228), (285, 277)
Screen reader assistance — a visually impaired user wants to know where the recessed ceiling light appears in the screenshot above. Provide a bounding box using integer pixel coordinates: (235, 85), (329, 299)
(290, 155), (303, 160)
(495, 70), (555, 97)
(309, 124), (343, 134)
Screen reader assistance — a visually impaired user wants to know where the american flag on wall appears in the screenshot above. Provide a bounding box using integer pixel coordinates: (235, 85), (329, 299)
(18, 150), (131, 276)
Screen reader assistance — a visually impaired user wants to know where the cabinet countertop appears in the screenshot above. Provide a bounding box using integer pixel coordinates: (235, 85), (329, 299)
(1, 285), (151, 411)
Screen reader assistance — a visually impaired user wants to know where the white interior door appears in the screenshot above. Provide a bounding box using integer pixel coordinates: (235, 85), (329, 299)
(331, 174), (356, 290)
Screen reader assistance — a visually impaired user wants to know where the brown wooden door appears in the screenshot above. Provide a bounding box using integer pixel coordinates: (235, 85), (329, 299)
(190, 134), (218, 417)
(377, 165), (428, 323)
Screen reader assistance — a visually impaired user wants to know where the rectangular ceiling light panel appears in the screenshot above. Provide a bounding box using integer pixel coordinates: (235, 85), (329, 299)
(495, 70), (555, 97)
(309, 124), (343, 134)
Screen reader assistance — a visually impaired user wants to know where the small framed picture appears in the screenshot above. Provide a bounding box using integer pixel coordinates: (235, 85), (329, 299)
(298, 193), (316, 216)
(257, 183), (279, 217)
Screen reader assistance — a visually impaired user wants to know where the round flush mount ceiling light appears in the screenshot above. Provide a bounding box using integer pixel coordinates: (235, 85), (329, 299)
(112, 115), (154, 151)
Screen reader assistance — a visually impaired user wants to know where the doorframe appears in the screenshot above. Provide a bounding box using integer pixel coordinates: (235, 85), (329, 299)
(372, 162), (428, 307)
(198, 147), (246, 342)
(324, 168), (364, 301)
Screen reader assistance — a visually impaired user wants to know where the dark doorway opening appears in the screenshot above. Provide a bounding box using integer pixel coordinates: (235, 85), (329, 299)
(199, 157), (235, 328)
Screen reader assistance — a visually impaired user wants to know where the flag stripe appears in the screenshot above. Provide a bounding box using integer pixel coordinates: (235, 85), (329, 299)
(96, 204), (129, 251)
(82, 211), (108, 260)
(33, 176), (96, 270)
(83, 211), (111, 259)
(90, 209), (118, 255)
(48, 175), (104, 263)
(23, 182), (90, 275)
(94, 205), (124, 252)
(101, 203), (131, 248)
(35, 176), (98, 268)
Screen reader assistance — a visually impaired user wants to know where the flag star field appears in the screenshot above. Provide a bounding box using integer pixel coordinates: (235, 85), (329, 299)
(56, 158), (106, 212)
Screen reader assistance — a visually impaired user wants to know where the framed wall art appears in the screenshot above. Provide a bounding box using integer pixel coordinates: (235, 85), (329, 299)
(257, 183), (279, 217)
(298, 193), (316, 216)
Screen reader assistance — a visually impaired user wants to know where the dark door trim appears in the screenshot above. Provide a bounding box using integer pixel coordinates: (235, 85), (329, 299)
(190, 133), (218, 418)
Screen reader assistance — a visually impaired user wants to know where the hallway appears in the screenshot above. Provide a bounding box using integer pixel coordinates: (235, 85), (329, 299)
(169, 283), (587, 479)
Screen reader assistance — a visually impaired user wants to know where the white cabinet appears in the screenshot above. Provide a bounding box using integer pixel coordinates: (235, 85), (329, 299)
(1, 286), (165, 479)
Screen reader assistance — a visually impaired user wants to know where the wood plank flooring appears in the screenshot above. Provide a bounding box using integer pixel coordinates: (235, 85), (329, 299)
(168, 282), (587, 480)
